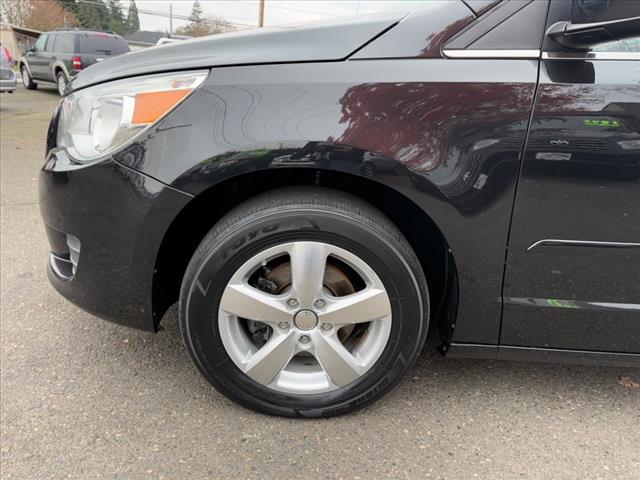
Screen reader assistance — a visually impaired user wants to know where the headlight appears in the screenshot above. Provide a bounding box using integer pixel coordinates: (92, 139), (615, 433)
(57, 71), (208, 163)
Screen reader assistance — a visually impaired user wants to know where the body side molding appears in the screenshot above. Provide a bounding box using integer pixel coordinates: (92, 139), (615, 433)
(527, 239), (640, 252)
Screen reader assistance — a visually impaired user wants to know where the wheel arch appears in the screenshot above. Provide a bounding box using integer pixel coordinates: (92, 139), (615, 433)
(52, 62), (69, 79)
(52, 65), (61, 77)
(152, 168), (458, 347)
(18, 59), (31, 76)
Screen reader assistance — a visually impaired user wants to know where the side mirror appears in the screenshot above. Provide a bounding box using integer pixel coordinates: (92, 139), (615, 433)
(546, 16), (640, 50)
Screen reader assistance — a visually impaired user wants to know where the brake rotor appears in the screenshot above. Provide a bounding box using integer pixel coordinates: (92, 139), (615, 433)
(264, 259), (357, 342)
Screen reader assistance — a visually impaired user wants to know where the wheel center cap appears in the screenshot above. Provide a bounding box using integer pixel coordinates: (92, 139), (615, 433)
(293, 309), (318, 331)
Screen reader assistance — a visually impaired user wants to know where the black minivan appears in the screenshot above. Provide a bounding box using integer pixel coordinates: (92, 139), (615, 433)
(40, 0), (640, 417)
(19, 30), (129, 96)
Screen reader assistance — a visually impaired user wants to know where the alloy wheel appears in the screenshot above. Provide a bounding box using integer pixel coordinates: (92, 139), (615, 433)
(218, 241), (392, 394)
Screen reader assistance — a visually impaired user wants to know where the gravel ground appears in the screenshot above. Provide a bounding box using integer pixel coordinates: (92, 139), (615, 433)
(1, 85), (639, 480)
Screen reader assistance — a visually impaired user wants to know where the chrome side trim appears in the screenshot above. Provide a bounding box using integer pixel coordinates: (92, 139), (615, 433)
(527, 239), (640, 252)
(443, 49), (540, 59)
(504, 297), (640, 312)
(542, 51), (640, 61)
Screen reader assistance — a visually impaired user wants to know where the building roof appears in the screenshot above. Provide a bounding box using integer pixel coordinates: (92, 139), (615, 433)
(0, 22), (42, 38)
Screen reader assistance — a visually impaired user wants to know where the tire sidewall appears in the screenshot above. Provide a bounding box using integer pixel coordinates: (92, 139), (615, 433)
(56, 72), (67, 96)
(180, 208), (428, 417)
(21, 66), (30, 87)
(21, 66), (36, 90)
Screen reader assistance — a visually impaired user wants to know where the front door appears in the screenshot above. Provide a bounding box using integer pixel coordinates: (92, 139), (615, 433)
(502, 0), (640, 353)
(26, 34), (49, 80)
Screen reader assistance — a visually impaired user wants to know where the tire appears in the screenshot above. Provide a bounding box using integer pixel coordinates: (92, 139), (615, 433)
(21, 66), (37, 90)
(179, 187), (429, 417)
(56, 71), (67, 96)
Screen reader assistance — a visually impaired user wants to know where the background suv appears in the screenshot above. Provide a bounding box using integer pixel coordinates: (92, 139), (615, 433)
(19, 30), (129, 96)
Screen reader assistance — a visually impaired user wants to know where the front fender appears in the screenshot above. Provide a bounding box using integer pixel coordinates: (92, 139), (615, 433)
(112, 59), (538, 345)
(18, 58), (32, 76)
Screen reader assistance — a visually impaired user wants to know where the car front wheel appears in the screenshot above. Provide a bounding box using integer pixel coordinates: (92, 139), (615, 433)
(179, 187), (429, 417)
(21, 66), (36, 90)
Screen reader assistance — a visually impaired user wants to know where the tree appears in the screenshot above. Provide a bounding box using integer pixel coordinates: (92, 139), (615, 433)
(176, 16), (234, 37)
(71, 0), (108, 31)
(25, 0), (79, 31)
(106, 0), (127, 34)
(176, 1), (234, 38)
(189, 0), (204, 24)
(125, 0), (140, 33)
(1, 0), (32, 26)
(1, 0), (78, 30)
(56, 0), (117, 32)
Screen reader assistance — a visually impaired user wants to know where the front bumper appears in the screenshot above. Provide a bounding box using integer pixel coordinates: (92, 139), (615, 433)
(39, 149), (191, 331)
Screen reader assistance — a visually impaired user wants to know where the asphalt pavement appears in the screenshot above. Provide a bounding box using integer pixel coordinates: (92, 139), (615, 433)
(1, 85), (639, 480)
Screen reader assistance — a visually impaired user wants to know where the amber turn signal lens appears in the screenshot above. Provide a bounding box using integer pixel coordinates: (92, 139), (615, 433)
(131, 89), (192, 125)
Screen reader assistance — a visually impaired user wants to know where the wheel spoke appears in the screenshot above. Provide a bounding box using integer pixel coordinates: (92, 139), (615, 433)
(220, 282), (289, 325)
(311, 332), (363, 387)
(320, 288), (391, 326)
(217, 240), (393, 394)
(243, 332), (297, 385)
(290, 242), (328, 308)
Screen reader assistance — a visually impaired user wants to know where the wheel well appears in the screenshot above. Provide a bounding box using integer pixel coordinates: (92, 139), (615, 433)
(53, 66), (66, 79)
(153, 169), (457, 344)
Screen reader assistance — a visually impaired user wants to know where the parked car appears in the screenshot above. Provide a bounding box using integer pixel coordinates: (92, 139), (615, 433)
(40, 0), (640, 417)
(19, 30), (129, 96)
(156, 35), (190, 46)
(0, 44), (17, 94)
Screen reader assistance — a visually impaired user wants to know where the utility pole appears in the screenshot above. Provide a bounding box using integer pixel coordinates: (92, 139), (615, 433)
(258, 0), (265, 27)
(169, 3), (173, 33)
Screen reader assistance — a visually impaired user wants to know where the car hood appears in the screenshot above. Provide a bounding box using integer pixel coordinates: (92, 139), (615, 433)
(69, 12), (404, 92)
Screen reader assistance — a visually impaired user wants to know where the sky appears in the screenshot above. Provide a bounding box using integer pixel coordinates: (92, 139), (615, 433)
(133, 1), (404, 32)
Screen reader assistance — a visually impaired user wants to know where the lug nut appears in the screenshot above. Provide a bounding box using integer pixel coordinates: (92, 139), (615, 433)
(278, 321), (289, 329)
(287, 298), (299, 308)
(314, 299), (326, 308)
(321, 323), (332, 331)
(299, 334), (311, 344)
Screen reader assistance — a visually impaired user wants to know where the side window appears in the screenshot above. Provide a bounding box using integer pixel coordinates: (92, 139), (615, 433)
(45, 34), (56, 53)
(592, 37), (640, 52)
(55, 34), (76, 53)
(33, 35), (47, 52)
(544, 0), (640, 53)
(571, 0), (640, 52)
(569, 0), (639, 23)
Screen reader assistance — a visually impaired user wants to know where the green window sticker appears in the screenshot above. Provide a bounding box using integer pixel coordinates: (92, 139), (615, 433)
(583, 119), (620, 128)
